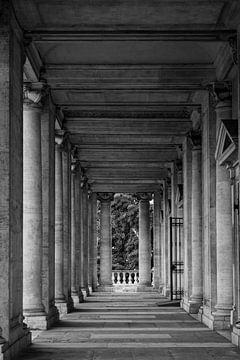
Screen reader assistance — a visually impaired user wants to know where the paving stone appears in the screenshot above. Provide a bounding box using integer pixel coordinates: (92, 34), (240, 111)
(18, 292), (240, 360)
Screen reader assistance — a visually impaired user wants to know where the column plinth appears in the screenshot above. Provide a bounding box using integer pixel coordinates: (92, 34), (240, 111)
(23, 87), (47, 329)
(138, 193), (152, 289)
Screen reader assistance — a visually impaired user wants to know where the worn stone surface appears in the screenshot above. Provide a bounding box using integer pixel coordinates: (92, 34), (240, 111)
(18, 293), (240, 360)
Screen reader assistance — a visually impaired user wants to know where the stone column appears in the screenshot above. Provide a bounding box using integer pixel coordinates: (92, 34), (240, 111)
(92, 193), (98, 291)
(98, 193), (114, 288)
(62, 138), (74, 312)
(23, 83), (47, 329)
(138, 193), (152, 288)
(71, 161), (84, 304)
(71, 161), (78, 304)
(0, 9), (31, 357)
(189, 131), (203, 313)
(55, 134), (68, 314)
(41, 96), (59, 326)
(212, 93), (233, 329)
(80, 176), (90, 297)
(153, 190), (161, 290)
(181, 137), (192, 311)
(88, 188), (93, 293)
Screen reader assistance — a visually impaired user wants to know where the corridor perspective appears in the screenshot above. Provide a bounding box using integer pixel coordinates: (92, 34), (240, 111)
(2, 0), (240, 359)
(18, 293), (240, 360)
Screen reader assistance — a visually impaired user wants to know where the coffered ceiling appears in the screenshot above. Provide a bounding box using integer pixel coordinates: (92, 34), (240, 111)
(14, 0), (240, 192)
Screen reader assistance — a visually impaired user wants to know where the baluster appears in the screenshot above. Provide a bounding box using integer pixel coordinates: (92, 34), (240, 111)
(112, 272), (115, 285)
(116, 271), (120, 284)
(122, 272), (126, 284)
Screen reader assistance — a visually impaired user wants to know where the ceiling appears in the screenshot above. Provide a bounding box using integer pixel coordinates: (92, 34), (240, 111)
(14, 0), (240, 193)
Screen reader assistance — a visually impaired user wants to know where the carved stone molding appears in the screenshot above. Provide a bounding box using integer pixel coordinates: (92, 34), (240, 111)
(23, 81), (48, 108)
(137, 192), (152, 202)
(64, 109), (190, 120)
(188, 130), (201, 149)
(97, 192), (114, 203)
(229, 36), (238, 65)
(71, 159), (80, 174)
(207, 82), (232, 106)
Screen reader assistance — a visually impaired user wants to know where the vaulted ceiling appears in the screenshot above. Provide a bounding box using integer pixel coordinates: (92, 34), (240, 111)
(14, 0), (240, 192)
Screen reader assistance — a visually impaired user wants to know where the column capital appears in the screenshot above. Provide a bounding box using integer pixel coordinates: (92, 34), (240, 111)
(229, 35), (238, 66)
(97, 192), (114, 203)
(80, 169), (88, 189)
(188, 130), (201, 149)
(207, 82), (232, 106)
(55, 130), (70, 151)
(71, 159), (80, 174)
(137, 192), (152, 202)
(23, 81), (48, 109)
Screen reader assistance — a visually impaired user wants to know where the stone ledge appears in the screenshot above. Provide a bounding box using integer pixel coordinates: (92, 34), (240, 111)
(1, 328), (31, 360)
(232, 326), (240, 347)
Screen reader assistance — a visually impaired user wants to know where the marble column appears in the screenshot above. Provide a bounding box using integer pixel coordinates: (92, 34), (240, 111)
(153, 190), (161, 290)
(71, 162), (78, 303)
(189, 132), (203, 313)
(212, 97), (233, 329)
(71, 162), (83, 303)
(23, 84), (47, 329)
(98, 193), (114, 288)
(181, 137), (193, 311)
(92, 193), (98, 290)
(138, 193), (152, 288)
(41, 96), (59, 326)
(80, 177), (90, 297)
(88, 189), (93, 293)
(55, 134), (68, 314)
(0, 9), (31, 357)
(62, 139), (74, 312)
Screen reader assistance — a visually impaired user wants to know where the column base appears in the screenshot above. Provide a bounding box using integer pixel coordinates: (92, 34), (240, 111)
(66, 294), (74, 313)
(72, 289), (84, 305)
(46, 304), (59, 328)
(0, 325), (31, 360)
(55, 301), (69, 317)
(137, 285), (153, 292)
(163, 286), (170, 299)
(187, 300), (202, 314)
(23, 310), (48, 331)
(232, 323), (240, 347)
(210, 309), (231, 330)
(96, 285), (113, 292)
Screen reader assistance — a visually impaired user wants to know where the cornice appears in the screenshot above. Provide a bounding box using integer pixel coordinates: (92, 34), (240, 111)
(64, 110), (190, 120)
(25, 29), (235, 42)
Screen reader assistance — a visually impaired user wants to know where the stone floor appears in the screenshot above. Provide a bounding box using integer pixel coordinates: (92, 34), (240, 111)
(18, 292), (240, 360)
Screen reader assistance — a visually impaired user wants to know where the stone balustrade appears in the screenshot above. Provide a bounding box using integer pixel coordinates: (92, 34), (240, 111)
(112, 271), (139, 285)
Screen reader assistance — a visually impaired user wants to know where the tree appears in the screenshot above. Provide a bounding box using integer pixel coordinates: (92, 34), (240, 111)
(111, 193), (139, 270)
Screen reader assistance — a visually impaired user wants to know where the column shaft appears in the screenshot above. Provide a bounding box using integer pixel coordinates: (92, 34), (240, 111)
(139, 194), (151, 287)
(213, 99), (233, 329)
(23, 102), (45, 317)
(190, 143), (203, 310)
(71, 171), (77, 297)
(153, 191), (161, 289)
(98, 194), (113, 287)
(92, 194), (98, 290)
(81, 184), (89, 295)
(55, 142), (65, 303)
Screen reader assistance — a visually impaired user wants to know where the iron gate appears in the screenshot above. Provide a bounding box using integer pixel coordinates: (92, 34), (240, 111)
(170, 217), (184, 301)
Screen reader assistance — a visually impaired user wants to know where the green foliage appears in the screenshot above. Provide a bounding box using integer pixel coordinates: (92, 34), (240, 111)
(111, 193), (139, 270)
